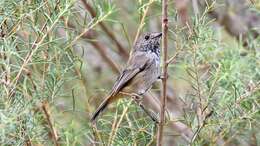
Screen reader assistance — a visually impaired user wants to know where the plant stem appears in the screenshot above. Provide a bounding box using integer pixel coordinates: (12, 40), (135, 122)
(157, 0), (168, 145)
(42, 101), (60, 146)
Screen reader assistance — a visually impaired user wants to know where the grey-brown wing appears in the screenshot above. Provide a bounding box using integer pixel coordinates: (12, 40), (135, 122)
(110, 52), (150, 96)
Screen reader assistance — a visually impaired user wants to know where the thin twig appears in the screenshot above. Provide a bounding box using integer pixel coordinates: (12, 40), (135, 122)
(65, 20), (120, 73)
(190, 110), (213, 145)
(109, 100), (133, 146)
(133, 0), (155, 46)
(91, 123), (103, 145)
(157, 0), (168, 145)
(166, 49), (181, 65)
(107, 106), (119, 146)
(9, 0), (63, 98)
(67, 11), (113, 49)
(236, 81), (260, 104)
(41, 101), (60, 146)
(80, 0), (129, 58)
(192, 45), (203, 126)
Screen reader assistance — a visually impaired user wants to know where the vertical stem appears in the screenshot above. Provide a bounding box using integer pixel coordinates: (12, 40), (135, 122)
(157, 0), (168, 145)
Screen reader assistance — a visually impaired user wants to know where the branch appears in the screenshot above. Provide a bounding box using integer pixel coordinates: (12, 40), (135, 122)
(80, 0), (129, 58)
(9, 0), (63, 98)
(108, 100), (133, 146)
(41, 101), (60, 146)
(166, 50), (180, 65)
(190, 110), (213, 145)
(236, 81), (260, 104)
(133, 0), (155, 45)
(65, 20), (120, 74)
(157, 0), (168, 145)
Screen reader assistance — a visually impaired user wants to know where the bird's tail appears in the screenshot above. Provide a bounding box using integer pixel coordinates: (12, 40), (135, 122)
(90, 95), (114, 122)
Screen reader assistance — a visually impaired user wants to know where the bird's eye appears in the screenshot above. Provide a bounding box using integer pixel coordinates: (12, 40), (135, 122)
(144, 35), (150, 40)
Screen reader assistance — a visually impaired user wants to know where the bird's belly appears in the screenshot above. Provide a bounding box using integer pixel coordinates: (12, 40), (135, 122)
(122, 60), (160, 95)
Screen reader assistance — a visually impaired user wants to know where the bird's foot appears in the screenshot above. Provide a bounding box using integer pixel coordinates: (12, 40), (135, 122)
(158, 73), (169, 80)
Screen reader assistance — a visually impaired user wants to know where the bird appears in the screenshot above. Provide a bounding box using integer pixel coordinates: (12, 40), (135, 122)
(90, 32), (162, 122)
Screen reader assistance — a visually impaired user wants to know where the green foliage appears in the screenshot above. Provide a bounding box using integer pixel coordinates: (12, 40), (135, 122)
(0, 0), (259, 145)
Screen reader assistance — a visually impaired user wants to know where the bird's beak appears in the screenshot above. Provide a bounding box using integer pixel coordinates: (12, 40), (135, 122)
(151, 32), (162, 39)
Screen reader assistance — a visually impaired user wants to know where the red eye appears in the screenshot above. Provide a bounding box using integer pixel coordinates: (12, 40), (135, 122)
(144, 35), (150, 40)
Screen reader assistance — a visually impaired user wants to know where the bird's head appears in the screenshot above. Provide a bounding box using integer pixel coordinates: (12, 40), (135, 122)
(134, 32), (162, 54)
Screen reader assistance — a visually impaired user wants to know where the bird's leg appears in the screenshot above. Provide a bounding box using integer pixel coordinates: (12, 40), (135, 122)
(130, 93), (159, 123)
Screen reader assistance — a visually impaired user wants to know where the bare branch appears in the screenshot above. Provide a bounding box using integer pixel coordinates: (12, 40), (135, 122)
(157, 0), (168, 145)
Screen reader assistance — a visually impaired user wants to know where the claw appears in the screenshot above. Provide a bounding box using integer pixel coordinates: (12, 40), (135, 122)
(158, 73), (169, 80)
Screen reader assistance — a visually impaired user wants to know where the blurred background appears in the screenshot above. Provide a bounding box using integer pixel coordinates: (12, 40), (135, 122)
(0, 0), (259, 145)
